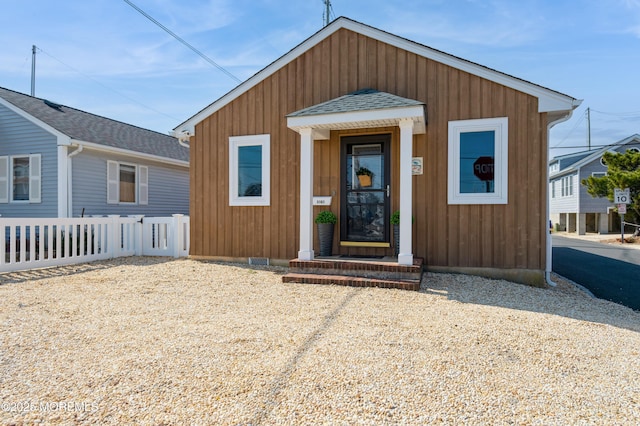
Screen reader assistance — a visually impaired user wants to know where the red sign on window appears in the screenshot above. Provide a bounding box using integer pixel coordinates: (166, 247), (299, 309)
(473, 156), (494, 181)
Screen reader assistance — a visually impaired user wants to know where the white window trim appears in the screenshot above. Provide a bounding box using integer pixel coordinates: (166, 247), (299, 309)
(0, 156), (8, 203)
(229, 134), (270, 206)
(448, 117), (508, 205)
(1, 154), (41, 204)
(106, 160), (148, 205)
(561, 175), (573, 197)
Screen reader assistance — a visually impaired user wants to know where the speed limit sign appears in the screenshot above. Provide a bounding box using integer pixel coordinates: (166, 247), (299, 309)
(614, 188), (630, 204)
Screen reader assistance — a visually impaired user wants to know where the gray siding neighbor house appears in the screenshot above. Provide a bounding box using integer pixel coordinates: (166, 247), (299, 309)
(0, 86), (189, 218)
(549, 134), (640, 234)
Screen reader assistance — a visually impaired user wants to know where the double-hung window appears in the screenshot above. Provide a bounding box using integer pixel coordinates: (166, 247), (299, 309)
(448, 117), (508, 204)
(561, 176), (573, 197)
(0, 154), (41, 203)
(107, 161), (148, 205)
(229, 134), (270, 206)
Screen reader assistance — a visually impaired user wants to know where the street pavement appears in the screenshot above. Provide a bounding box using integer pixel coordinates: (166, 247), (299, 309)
(552, 234), (640, 311)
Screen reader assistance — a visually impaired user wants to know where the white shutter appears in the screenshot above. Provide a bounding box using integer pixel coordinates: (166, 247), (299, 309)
(0, 156), (8, 203)
(29, 154), (41, 203)
(107, 160), (119, 204)
(138, 165), (148, 205)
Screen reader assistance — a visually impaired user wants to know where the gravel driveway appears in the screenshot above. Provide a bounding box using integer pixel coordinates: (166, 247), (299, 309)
(1, 257), (639, 425)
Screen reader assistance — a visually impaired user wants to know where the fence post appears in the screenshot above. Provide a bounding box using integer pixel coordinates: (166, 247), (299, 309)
(129, 215), (144, 256)
(107, 215), (120, 259)
(172, 214), (184, 258)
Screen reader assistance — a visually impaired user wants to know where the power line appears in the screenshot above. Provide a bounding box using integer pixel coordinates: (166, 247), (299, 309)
(122, 0), (242, 84)
(550, 143), (634, 150)
(550, 108), (587, 149)
(36, 47), (183, 124)
(590, 109), (640, 117)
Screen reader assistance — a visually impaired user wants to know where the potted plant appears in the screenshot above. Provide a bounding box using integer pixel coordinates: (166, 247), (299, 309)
(390, 210), (414, 256)
(315, 210), (337, 256)
(356, 167), (373, 187)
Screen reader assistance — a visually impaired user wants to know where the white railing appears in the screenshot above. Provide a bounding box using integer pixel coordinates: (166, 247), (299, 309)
(0, 214), (189, 273)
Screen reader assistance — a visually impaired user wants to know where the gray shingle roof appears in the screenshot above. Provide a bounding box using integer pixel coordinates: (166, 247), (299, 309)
(0, 86), (188, 162)
(287, 88), (425, 117)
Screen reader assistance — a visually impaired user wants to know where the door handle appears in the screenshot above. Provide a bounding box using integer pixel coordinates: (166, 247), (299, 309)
(386, 185), (390, 197)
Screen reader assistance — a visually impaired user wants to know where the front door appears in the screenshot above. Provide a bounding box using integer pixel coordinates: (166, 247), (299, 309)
(340, 134), (391, 246)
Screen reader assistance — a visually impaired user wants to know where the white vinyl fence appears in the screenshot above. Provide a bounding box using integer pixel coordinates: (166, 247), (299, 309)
(0, 214), (189, 273)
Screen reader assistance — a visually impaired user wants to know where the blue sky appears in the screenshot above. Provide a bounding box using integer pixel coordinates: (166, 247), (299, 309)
(2, 0), (639, 157)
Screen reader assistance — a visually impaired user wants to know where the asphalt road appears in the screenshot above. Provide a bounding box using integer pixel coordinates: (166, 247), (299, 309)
(552, 235), (640, 311)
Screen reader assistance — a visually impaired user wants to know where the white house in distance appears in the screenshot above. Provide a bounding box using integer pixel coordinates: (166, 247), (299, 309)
(549, 134), (640, 234)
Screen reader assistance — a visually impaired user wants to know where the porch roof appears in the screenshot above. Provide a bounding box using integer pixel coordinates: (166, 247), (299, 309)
(287, 89), (426, 135)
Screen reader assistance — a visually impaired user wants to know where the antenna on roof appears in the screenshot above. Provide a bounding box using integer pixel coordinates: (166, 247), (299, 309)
(31, 45), (36, 96)
(323, 0), (332, 27)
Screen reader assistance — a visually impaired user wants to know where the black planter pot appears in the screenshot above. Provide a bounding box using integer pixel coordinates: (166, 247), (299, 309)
(317, 223), (335, 256)
(393, 224), (400, 256)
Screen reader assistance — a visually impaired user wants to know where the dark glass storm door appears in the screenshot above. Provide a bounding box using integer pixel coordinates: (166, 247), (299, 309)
(340, 134), (391, 245)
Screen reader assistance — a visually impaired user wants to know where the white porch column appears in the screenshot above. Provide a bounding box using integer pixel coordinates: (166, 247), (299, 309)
(398, 119), (414, 265)
(298, 128), (315, 260)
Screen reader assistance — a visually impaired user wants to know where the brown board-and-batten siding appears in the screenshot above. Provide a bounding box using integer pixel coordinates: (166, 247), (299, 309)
(189, 27), (548, 278)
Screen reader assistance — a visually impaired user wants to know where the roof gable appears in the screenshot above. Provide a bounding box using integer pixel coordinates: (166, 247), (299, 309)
(287, 88), (426, 135)
(0, 86), (188, 163)
(550, 134), (640, 176)
(176, 16), (580, 133)
(287, 88), (424, 117)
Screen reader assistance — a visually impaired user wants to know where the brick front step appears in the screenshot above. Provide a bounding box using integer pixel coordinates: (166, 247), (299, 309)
(282, 273), (421, 291)
(289, 257), (424, 281)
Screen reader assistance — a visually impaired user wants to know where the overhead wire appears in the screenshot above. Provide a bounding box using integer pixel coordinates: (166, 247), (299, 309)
(550, 106), (640, 151)
(35, 47), (183, 124)
(590, 109), (640, 117)
(122, 0), (242, 84)
(550, 108), (587, 149)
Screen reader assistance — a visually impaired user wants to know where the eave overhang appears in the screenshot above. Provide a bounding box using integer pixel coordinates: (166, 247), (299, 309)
(287, 105), (426, 137)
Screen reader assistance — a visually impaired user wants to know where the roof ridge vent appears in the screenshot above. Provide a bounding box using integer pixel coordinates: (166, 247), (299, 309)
(43, 99), (63, 111)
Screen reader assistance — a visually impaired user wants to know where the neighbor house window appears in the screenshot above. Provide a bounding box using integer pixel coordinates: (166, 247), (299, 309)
(561, 176), (573, 197)
(0, 154), (41, 203)
(229, 134), (270, 206)
(107, 161), (148, 205)
(448, 117), (508, 204)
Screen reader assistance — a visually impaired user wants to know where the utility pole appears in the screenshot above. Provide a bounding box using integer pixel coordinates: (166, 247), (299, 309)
(324, 0), (331, 27)
(31, 45), (36, 97)
(587, 107), (591, 150)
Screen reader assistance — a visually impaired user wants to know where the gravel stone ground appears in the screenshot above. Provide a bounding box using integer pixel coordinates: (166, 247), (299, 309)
(1, 257), (639, 425)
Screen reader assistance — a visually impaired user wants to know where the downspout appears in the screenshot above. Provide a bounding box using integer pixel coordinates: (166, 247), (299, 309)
(174, 130), (191, 149)
(66, 144), (83, 217)
(545, 106), (580, 286)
